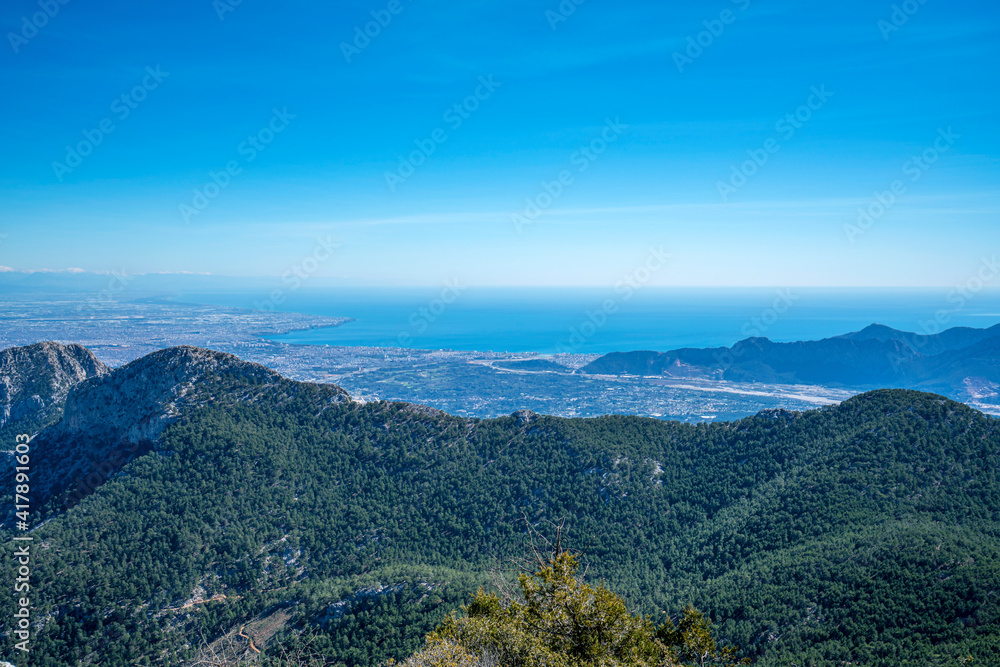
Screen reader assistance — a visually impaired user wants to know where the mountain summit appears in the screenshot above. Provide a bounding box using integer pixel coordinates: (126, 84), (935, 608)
(582, 323), (1000, 404)
(57, 345), (295, 442)
(5, 344), (349, 515)
(0, 341), (108, 441)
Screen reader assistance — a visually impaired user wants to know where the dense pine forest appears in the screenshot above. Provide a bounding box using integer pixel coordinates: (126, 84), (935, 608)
(1, 348), (998, 666)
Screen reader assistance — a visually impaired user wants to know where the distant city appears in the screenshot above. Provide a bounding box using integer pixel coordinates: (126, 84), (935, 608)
(0, 293), (860, 422)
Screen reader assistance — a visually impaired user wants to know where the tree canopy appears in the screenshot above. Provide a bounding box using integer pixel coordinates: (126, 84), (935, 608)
(1, 385), (997, 666)
(403, 548), (747, 667)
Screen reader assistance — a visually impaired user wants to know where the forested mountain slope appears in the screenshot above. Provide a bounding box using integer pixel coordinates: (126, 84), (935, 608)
(0, 345), (997, 666)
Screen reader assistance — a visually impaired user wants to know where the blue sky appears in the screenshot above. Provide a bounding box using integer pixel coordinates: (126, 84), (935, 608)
(0, 0), (997, 286)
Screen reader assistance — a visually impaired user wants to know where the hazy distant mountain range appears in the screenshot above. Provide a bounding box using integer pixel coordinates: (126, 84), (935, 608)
(583, 323), (1000, 404)
(0, 268), (270, 292)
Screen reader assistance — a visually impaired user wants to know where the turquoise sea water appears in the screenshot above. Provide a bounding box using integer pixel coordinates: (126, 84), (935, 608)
(174, 287), (1000, 355)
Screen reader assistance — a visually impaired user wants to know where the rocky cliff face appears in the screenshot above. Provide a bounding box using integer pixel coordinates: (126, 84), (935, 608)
(3, 345), (352, 518)
(0, 341), (109, 441)
(56, 346), (297, 443)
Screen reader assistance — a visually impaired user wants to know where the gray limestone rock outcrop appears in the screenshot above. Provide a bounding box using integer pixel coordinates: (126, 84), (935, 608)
(0, 341), (109, 439)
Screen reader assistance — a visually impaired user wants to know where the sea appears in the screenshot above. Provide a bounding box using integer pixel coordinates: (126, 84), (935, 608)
(173, 287), (1000, 355)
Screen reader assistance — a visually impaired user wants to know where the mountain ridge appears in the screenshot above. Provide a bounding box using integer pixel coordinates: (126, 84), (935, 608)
(4, 344), (350, 517)
(1, 343), (998, 666)
(581, 322), (1000, 404)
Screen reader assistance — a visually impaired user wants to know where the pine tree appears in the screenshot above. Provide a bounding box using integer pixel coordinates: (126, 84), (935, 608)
(399, 549), (747, 667)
